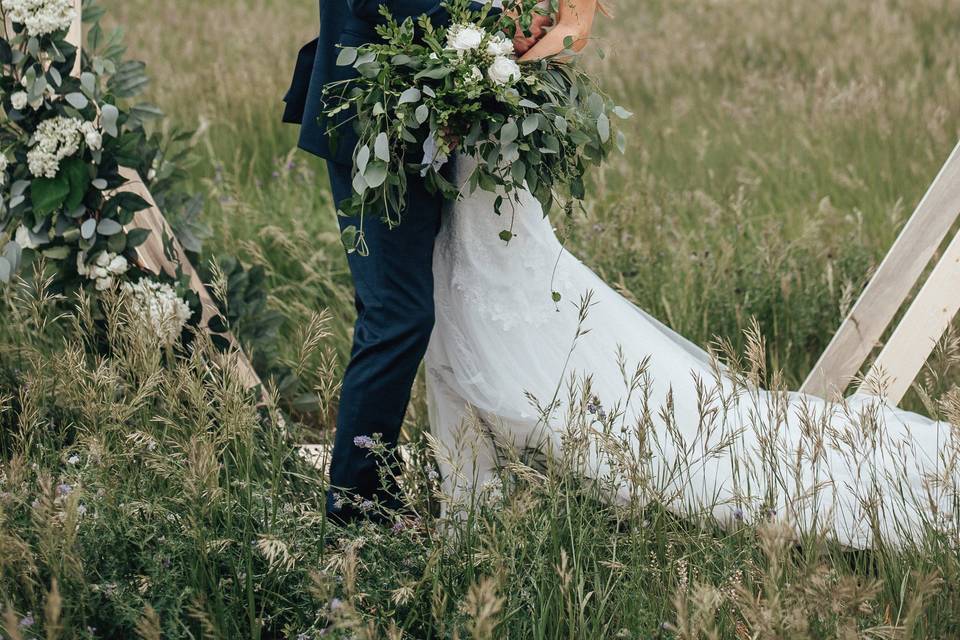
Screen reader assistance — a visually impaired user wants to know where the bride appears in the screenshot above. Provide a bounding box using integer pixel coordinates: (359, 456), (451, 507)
(424, 0), (958, 550)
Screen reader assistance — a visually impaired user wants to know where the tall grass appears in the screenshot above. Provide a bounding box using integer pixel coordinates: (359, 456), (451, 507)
(1, 276), (959, 638)
(3, 0), (960, 636)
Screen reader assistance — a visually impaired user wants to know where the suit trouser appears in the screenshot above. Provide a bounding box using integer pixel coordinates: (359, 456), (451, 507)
(325, 160), (443, 518)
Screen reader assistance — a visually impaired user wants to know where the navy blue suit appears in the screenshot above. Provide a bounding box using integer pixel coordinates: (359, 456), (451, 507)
(283, 1), (491, 521)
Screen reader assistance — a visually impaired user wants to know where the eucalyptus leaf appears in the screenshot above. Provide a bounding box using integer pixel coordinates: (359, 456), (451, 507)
(415, 104), (429, 125)
(356, 145), (371, 175)
(398, 87), (421, 105)
(522, 115), (539, 136)
(501, 120), (519, 145)
(101, 104), (120, 136)
(363, 162), (388, 188)
(81, 218), (97, 240)
(597, 113), (610, 143)
(66, 92), (89, 109)
(336, 46), (358, 66)
(0, 257), (10, 284)
(374, 132), (390, 162)
(96, 219), (123, 236)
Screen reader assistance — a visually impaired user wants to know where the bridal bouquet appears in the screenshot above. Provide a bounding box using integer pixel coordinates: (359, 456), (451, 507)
(323, 0), (631, 253)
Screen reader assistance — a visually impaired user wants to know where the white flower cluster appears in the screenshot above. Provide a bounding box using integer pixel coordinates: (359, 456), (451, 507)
(77, 251), (129, 291)
(1, 0), (76, 37)
(27, 116), (102, 178)
(446, 24), (522, 87)
(122, 279), (192, 346)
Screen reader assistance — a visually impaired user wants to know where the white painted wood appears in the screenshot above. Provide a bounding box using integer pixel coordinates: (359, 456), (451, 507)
(117, 168), (264, 390)
(68, 0), (82, 74)
(859, 229), (960, 403)
(801, 140), (960, 399)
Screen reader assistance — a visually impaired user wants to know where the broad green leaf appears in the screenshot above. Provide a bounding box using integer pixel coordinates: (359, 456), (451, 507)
(31, 175), (70, 216)
(499, 230), (514, 243)
(62, 157), (91, 211)
(415, 66), (452, 81)
(341, 225), (358, 253)
(511, 160), (526, 184)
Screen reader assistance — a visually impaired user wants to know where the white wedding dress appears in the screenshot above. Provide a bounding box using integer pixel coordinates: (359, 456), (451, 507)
(424, 158), (959, 549)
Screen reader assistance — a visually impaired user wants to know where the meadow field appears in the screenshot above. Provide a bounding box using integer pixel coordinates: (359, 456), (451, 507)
(2, 0), (960, 637)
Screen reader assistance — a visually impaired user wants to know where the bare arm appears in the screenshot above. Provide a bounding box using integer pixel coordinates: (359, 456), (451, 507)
(518, 0), (598, 62)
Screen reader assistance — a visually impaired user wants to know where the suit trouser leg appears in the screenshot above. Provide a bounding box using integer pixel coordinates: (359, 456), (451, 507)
(325, 160), (442, 519)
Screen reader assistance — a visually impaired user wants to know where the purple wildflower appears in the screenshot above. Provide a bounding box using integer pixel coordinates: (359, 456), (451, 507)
(329, 597), (344, 612)
(19, 614), (35, 628)
(353, 435), (374, 449)
(56, 483), (72, 496)
(392, 519), (406, 534)
(359, 499), (374, 512)
(733, 508), (744, 521)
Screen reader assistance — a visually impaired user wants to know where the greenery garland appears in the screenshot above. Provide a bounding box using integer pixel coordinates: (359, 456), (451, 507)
(0, 0), (203, 342)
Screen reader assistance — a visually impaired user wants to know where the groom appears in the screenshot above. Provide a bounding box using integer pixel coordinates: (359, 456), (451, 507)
(283, 1), (549, 523)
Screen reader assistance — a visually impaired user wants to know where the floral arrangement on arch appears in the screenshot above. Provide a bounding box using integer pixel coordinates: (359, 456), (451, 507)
(0, 0), (197, 345)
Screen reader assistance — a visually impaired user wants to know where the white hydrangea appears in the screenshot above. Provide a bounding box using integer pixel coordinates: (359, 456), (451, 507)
(122, 279), (193, 346)
(15, 225), (40, 249)
(487, 56), (522, 86)
(10, 91), (29, 111)
(27, 117), (102, 178)
(2, 0), (76, 37)
(77, 250), (128, 291)
(486, 32), (515, 58)
(446, 23), (485, 53)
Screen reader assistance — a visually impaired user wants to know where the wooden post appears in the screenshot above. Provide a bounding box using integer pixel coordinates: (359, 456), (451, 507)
(858, 226), (960, 403)
(67, 8), (264, 393)
(801, 140), (960, 400)
(67, 0), (82, 75)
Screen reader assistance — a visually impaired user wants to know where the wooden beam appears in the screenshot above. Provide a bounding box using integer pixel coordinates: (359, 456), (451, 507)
(859, 228), (960, 403)
(801, 140), (960, 399)
(64, 7), (263, 394)
(67, 0), (82, 75)
(118, 168), (263, 391)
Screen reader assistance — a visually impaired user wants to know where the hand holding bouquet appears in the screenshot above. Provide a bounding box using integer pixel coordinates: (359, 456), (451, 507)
(323, 0), (631, 253)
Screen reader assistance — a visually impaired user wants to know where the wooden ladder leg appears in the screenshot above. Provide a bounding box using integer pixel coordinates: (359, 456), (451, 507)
(859, 227), (960, 404)
(801, 140), (960, 399)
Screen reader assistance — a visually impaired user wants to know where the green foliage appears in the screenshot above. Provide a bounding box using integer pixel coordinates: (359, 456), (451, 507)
(324, 0), (629, 253)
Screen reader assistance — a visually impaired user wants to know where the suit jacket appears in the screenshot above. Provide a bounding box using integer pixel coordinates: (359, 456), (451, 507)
(283, 1), (490, 164)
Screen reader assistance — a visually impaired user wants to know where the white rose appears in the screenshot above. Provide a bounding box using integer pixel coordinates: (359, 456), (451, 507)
(11, 91), (28, 111)
(107, 254), (128, 275)
(446, 24), (484, 53)
(486, 33), (515, 58)
(15, 225), (40, 250)
(487, 56), (522, 86)
(95, 276), (115, 291)
(85, 130), (102, 151)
